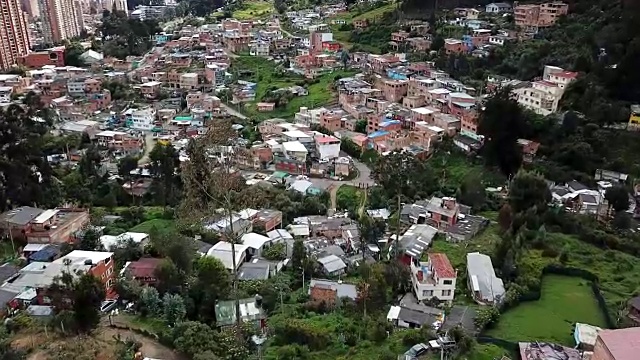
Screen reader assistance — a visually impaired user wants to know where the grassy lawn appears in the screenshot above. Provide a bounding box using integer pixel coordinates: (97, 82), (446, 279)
(486, 275), (608, 345)
(427, 151), (506, 189)
(353, 1), (398, 21)
(232, 56), (356, 120)
(118, 314), (168, 335)
(130, 219), (176, 233)
(430, 215), (638, 333)
(0, 241), (18, 263)
(336, 185), (365, 211)
(232, 1), (273, 20)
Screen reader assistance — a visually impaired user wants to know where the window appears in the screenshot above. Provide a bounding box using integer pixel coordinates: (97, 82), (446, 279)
(442, 290), (452, 297)
(422, 290), (433, 297)
(443, 279), (453, 285)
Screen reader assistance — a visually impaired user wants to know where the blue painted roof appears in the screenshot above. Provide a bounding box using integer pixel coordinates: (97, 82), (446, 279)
(368, 130), (390, 138)
(28, 245), (60, 262)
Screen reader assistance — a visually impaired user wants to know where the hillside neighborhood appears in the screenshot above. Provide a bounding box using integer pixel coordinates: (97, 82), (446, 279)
(0, 0), (638, 360)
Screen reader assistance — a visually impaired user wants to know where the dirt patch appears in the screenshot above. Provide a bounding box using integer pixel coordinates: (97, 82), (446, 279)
(11, 325), (183, 360)
(98, 327), (184, 360)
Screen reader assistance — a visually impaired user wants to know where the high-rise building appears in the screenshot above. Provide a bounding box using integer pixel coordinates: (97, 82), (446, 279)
(102, 0), (126, 15)
(38, 0), (83, 43)
(0, 0), (31, 70)
(21, 0), (39, 19)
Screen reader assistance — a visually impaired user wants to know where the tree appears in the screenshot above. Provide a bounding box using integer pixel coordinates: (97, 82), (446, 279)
(78, 227), (101, 250)
(48, 272), (106, 333)
(189, 256), (231, 323)
(291, 239), (307, 274)
(478, 87), (526, 176)
(508, 170), (551, 214)
(138, 286), (162, 317)
(605, 185), (630, 213)
(497, 203), (513, 232)
(163, 293), (186, 326)
(458, 174), (487, 210)
(0, 94), (56, 211)
(355, 120), (367, 133)
(154, 258), (184, 294)
(262, 242), (286, 261)
(180, 120), (254, 325)
(64, 42), (86, 67)
(118, 155), (139, 178)
(149, 142), (181, 206)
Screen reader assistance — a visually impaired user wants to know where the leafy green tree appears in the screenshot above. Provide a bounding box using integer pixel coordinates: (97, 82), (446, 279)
(457, 174), (487, 210)
(262, 242), (286, 261)
(508, 170), (551, 214)
(605, 185), (630, 213)
(189, 256), (231, 322)
(138, 286), (162, 316)
(163, 293), (186, 326)
(291, 239), (307, 273)
(149, 142), (182, 206)
(78, 228), (101, 251)
(48, 272), (106, 333)
(171, 321), (220, 357)
(118, 156), (139, 178)
(478, 88), (525, 176)
(63, 42), (86, 67)
(154, 258), (183, 294)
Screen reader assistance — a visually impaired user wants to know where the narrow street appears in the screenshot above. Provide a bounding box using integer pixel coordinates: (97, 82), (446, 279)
(221, 103), (248, 119)
(137, 132), (156, 166)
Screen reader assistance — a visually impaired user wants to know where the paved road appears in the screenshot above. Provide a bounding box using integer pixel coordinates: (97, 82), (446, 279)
(221, 103), (248, 119)
(138, 132), (157, 166)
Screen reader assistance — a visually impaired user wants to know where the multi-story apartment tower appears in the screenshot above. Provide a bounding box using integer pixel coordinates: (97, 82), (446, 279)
(38, 0), (82, 43)
(102, 0), (127, 15)
(0, 0), (31, 70)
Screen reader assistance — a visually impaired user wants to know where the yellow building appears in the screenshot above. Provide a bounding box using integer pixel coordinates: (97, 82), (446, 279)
(629, 104), (640, 126)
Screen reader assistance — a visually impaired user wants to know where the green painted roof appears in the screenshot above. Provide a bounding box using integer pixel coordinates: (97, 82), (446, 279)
(272, 171), (289, 179)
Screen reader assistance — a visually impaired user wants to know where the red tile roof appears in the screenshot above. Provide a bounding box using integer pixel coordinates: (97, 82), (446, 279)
(127, 258), (163, 279)
(598, 327), (640, 360)
(555, 71), (578, 79)
(429, 253), (456, 278)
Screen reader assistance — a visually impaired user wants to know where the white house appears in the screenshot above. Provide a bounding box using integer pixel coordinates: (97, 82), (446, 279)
(241, 232), (273, 257)
(128, 107), (156, 130)
(282, 141), (308, 162)
(485, 2), (512, 13)
(206, 241), (249, 271)
(99, 232), (149, 250)
(314, 134), (341, 160)
(466, 252), (505, 305)
(410, 253), (457, 302)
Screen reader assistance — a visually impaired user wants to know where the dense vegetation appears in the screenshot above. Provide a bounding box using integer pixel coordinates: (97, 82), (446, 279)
(100, 10), (162, 59)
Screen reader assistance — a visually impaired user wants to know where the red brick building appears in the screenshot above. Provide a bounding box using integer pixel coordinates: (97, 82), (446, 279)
(19, 47), (65, 68)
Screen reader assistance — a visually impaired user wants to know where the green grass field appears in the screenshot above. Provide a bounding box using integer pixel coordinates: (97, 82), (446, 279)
(487, 275), (608, 344)
(232, 1), (274, 20)
(232, 56), (356, 120)
(352, 2), (397, 21)
(130, 219), (176, 233)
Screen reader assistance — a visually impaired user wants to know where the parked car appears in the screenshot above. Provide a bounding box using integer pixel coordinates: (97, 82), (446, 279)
(100, 299), (117, 313)
(404, 343), (430, 359)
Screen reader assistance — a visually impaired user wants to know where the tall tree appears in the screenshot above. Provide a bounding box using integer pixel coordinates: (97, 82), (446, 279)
(478, 87), (526, 176)
(180, 120), (251, 326)
(508, 170), (551, 214)
(189, 256), (231, 323)
(149, 142), (181, 206)
(48, 272), (106, 333)
(0, 94), (56, 211)
(605, 185), (630, 213)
